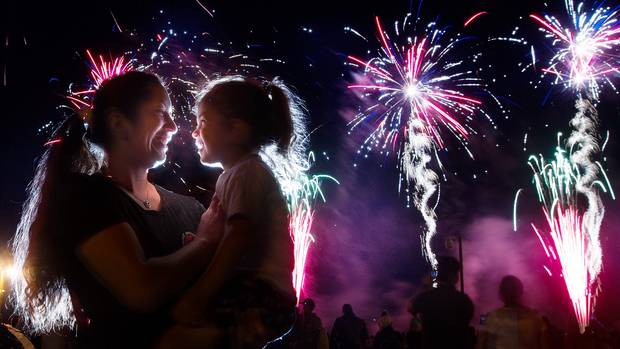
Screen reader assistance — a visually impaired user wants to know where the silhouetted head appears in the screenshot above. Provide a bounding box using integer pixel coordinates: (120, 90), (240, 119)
(378, 310), (392, 330)
(342, 304), (354, 315)
(436, 256), (461, 286)
(302, 298), (315, 314)
(499, 275), (524, 307)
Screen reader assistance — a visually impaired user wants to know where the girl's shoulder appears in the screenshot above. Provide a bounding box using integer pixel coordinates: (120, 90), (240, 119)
(225, 156), (275, 183)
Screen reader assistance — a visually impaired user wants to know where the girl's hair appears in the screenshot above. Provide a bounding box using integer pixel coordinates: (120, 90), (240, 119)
(11, 71), (163, 333)
(195, 75), (311, 192)
(195, 76), (296, 153)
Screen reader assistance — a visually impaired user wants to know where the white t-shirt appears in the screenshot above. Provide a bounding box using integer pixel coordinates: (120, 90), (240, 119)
(482, 306), (547, 349)
(214, 154), (294, 297)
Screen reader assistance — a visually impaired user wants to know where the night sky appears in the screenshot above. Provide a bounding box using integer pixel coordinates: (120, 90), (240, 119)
(2, 0), (620, 333)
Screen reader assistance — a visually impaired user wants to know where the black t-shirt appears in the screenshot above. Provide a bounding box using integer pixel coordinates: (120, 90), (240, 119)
(412, 284), (475, 349)
(54, 173), (204, 348)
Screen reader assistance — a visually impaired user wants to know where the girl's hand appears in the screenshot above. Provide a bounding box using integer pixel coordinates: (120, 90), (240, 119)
(196, 197), (225, 243)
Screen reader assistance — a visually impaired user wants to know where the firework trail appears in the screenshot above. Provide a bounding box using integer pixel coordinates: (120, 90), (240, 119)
(281, 156), (338, 303)
(528, 0), (620, 330)
(346, 15), (491, 267)
(527, 138), (614, 333)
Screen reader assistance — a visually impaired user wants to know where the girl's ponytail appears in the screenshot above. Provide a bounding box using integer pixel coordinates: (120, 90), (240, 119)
(266, 83), (294, 154)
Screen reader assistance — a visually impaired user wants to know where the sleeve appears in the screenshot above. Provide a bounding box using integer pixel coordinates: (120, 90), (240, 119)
(483, 311), (499, 336)
(220, 162), (274, 223)
(61, 174), (126, 246)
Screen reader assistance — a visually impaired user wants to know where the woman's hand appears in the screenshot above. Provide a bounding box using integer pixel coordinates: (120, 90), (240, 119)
(196, 197), (225, 244)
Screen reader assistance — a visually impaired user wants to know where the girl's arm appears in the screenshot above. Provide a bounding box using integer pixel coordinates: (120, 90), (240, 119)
(76, 201), (224, 313)
(171, 215), (254, 325)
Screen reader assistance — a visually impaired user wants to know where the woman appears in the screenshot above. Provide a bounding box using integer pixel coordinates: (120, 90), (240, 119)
(12, 71), (224, 348)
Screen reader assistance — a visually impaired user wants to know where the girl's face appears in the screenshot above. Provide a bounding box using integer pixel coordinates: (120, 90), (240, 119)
(192, 101), (232, 166)
(121, 85), (177, 168)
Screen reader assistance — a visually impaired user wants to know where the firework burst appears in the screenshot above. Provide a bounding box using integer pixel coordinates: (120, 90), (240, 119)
(66, 50), (133, 112)
(346, 15), (492, 267)
(530, 0), (620, 98)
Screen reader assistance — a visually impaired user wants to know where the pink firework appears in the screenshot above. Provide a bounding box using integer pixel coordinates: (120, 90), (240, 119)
(67, 50), (133, 111)
(532, 206), (592, 332)
(289, 202), (315, 303)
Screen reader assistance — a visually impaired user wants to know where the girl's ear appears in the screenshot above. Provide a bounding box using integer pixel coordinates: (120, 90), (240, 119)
(229, 118), (252, 146)
(107, 111), (132, 142)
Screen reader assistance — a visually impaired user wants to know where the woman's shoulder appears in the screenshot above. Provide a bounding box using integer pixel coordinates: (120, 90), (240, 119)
(157, 185), (205, 211)
(65, 172), (110, 187)
(60, 172), (115, 200)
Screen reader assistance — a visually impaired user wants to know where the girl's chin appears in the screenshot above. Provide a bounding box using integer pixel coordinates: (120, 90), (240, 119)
(198, 151), (223, 169)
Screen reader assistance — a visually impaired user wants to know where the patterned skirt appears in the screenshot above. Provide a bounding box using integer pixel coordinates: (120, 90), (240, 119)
(213, 276), (296, 349)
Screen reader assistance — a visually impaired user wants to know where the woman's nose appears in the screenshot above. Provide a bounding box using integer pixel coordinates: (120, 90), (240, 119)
(164, 113), (178, 134)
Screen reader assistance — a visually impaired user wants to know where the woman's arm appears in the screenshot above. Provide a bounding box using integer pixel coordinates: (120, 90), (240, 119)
(76, 202), (224, 313)
(171, 216), (254, 325)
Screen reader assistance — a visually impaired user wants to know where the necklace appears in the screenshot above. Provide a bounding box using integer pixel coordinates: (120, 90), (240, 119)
(105, 174), (152, 209)
(142, 188), (152, 209)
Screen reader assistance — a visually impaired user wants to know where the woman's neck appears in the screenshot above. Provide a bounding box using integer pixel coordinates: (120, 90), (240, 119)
(104, 158), (150, 194)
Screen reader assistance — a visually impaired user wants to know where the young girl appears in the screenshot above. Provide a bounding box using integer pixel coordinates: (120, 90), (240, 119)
(171, 76), (299, 348)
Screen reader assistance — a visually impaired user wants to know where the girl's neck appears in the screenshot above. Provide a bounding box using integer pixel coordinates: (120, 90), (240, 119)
(221, 148), (258, 171)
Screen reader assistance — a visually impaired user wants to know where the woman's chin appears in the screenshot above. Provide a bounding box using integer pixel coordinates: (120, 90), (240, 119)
(147, 149), (168, 169)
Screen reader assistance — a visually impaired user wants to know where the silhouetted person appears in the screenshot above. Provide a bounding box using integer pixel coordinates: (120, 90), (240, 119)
(291, 298), (325, 349)
(411, 256), (475, 349)
(406, 297), (423, 349)
(478, 275), (549, 349)
(330, 304), (369, 349)
(373, 311), (402, 349)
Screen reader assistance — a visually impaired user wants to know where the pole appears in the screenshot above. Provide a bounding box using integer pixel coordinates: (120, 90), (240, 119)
(458, 233), (464, 293)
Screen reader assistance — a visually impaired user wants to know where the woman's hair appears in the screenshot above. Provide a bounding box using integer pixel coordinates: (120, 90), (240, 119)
(10, 71), (163, 334)
(195, 76), (297, 153)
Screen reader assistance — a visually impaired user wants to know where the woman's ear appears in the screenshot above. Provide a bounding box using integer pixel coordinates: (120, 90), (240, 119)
(107, 111), (132, 143)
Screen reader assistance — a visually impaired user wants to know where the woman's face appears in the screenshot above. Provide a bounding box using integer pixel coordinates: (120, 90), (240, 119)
(123, 85), (177, 168)
(192, 101), (230, 167)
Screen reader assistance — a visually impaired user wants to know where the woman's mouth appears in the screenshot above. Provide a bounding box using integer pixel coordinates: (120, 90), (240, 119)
(153, 134), (172, 150)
